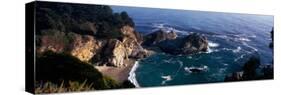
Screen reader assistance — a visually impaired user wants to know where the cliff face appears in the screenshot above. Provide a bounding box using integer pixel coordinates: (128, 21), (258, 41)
(37, 26), (146, 67)
(37, 31), (101, 62)
(70, 35), (101, 62)
(35, 2), (148, 67)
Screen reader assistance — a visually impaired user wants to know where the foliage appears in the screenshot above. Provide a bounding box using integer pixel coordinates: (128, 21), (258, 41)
(36, 51), (121, 92)
(35, 80), (94, 94)
(36, 1), (134, 39)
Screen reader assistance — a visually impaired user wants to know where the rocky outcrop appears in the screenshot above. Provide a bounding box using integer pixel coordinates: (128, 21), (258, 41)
(157, 33), (208, 55)
(143, 29), (177, 46)
(37, 31), (101, 63)
(181, 33), (209, 53)
(37, 25), (148, 67)
(269, 28), (273, 48)
(70, 34), (101, 62)
(103, 39), (127, 67)
(99, 26), (148, 67)
(224, 56), (261, 81)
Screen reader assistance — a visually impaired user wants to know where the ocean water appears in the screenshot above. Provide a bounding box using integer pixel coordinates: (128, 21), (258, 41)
(112, 6), (274, 87)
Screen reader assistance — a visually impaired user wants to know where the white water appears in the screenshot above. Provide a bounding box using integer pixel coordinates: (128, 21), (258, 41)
(208, 41), (220, 48)
(128, 61), (140, 87)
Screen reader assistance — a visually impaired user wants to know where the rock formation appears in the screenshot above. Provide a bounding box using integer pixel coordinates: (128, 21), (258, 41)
(37, 31), (101, 63)
(269, 28), (273, 48)
(70, 34), (101, 62)
(37, 25), (148, 67)
(143, 29), (177, 45)
(156, 33), (209, 55)
(103, 39), (127, 67)
(224, 56), (261, 81)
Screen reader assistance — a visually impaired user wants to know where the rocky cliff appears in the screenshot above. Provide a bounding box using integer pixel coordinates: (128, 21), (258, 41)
(37, 25), (147, 67)
(35, 2), (148, 68)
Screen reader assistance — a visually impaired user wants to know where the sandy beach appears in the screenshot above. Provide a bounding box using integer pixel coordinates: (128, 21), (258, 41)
(95, 59), (136, 83)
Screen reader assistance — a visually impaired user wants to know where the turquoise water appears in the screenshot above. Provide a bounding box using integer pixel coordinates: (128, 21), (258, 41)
(112, 6), (273, 87)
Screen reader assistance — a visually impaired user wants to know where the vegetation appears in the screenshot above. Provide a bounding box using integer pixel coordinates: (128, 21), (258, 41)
(36, 51), (132, 93)
(35, 80), (94, 93)
(36, 1), (134, 39)
(34, 2), (137, 93)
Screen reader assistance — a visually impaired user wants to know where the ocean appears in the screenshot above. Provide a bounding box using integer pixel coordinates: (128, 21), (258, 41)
(112, 6), (274, 87)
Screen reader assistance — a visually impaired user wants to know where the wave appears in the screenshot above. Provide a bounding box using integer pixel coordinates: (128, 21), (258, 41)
(128, 61), (140, 87)
(208, 41), (219, 48)
(232, 46), (242, 53)
(152, 23), (188, 35)
(234, 54), (246, 62)
(161, 75), (172, 85)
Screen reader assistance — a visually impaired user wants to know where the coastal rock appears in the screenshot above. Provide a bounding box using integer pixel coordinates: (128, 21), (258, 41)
(121, 25), (143, 43)
(269, 28), (273, 48)
(120, 25), (149, 59)
(37, 31), (100, 63)
(242, 56), (260, 80)
(103, 39), (127, 67)
(157, 33), (208, 55)
(181, 33), (208, 53)
(143, 29), (177, 45)
(224, 56), (261, 81)
(70, 34), (101, 62)
(37, 25), (148, 67)
(224, 72), (244, 81)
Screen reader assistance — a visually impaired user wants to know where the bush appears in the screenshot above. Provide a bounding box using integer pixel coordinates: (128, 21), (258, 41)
(36, 51), (121, 92)
(35, 80), (94, 94)
(36, 1), (135, 39)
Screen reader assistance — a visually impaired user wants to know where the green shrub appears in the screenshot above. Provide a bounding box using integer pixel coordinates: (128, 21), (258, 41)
(36, 51), (121, 91)
(36, 1), (135, 39)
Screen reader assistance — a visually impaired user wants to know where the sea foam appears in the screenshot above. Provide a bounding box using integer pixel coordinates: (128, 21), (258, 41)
(128, 61), (140, 87)
(208, 41), (219, 48)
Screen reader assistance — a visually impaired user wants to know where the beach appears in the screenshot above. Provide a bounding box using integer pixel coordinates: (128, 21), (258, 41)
(95, 59), (136, 83)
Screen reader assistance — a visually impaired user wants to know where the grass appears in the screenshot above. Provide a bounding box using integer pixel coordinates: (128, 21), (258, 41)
(35, 80), (94, 94)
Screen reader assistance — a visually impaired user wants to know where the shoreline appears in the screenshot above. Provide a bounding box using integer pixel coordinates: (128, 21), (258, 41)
(128, 61), (140, 87)
(95, 58), (136, 84)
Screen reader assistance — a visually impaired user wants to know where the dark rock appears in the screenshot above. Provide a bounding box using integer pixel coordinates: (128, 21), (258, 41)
(224, 56), (261, 81)
(143, 29), (177, 46)
(269, 28), (273, 48)
(242, 56), (260, 80)
(181, 33), (209, 53)
(157, 33), (209, 55)
(224, 72), (244, 82)
(261, 64), (273, 79)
